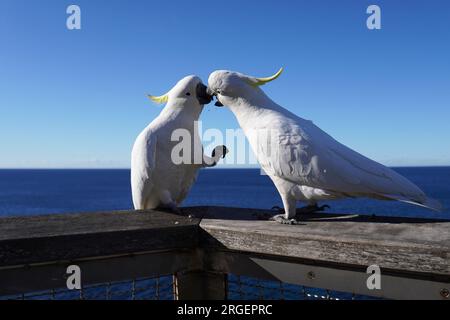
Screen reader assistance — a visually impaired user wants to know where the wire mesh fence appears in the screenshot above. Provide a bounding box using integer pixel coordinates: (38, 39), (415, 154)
(1, 275), (174, 300)
(1, 273), (381, 300)
(227, 274), (381, 300)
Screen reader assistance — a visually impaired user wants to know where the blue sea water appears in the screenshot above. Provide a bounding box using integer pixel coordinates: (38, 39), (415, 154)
(0, 167), (449, 218)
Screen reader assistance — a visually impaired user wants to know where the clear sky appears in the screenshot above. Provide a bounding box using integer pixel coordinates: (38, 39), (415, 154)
(0, 0), (449, 168)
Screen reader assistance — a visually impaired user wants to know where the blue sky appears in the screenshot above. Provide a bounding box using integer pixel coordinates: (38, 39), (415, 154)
(0, 0), (449, 168)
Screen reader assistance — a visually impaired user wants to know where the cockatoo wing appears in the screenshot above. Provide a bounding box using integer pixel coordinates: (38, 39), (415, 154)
(259, 117), (442, 211)
(175, 170), (199, 205)
(131, 133), (157, 210)
(174, 136), (204, 204)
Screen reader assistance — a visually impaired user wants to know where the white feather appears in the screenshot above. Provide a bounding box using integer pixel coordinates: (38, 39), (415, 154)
(208, 70), (442, 218)
(131, 75), (205, 210)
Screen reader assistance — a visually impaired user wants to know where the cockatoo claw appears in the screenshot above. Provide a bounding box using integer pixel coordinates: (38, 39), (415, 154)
(211, 145), (229, 159)
(270, 214), (299, 225)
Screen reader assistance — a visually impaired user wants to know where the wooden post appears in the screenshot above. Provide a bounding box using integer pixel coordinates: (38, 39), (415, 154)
(174, 270), (227, 300)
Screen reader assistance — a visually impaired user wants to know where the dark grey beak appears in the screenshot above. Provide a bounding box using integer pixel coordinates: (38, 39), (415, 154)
(196, 83), (213, 105)
(206, 87), (224, 107)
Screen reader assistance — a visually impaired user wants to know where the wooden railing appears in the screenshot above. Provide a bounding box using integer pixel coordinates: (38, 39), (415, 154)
(0, 206), (449, 300)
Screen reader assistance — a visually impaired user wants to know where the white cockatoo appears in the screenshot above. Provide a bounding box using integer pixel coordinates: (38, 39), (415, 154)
(207, 68), (442, 223)
(131, 75), (228, 212)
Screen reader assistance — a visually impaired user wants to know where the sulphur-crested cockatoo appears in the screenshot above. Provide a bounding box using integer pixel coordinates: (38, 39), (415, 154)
(131, 75), (228, 212)
(207, 68), (442, 223)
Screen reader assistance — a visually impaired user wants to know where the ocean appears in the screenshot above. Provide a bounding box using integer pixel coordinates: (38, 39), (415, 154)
(0, 167), (449, 219)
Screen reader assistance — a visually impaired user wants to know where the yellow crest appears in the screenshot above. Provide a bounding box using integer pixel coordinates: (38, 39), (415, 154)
(147, 94), (169, 104)
(251, 67), (284, 86)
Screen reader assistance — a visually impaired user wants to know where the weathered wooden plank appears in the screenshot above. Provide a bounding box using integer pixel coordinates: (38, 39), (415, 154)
(0, 210), (200, 267)
(198, 207), (450, 278)
(0, 209), (199, 240)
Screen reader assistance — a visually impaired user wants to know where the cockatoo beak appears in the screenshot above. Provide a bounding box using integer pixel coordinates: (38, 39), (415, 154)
(206, 87), (215, 97)
(206, 87), (224, 107)
(196, 83), (213, 105)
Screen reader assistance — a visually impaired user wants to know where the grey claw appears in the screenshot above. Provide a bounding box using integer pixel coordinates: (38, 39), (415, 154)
(285, 219), (297, 225)
(211, 145), (229, 159)
(222, 146), (229, 158)
(270, 214), (299, 225)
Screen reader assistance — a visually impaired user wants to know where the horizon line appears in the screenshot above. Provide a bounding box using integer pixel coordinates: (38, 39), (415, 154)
(1, 165), (450, 170)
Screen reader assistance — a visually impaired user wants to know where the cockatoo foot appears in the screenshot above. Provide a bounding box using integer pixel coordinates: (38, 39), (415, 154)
(211, 145), (229, 160)
(203, 145), (229, 168)
(210, 145), (229, 167)
(270, 214), (298, 225)
(296, 204), (330, 214)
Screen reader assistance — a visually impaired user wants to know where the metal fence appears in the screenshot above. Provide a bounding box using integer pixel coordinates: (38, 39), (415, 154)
(1, 275), (174, 300)
(227, 275), (380, 300)
(1, 273), (382, 301)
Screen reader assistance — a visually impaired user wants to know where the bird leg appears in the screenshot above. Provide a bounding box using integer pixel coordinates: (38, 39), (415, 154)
(270, 213), (299, 225)
(270, 195), (299, 224)
(269, 207), (298, 224)
(269, 203), (330, 224)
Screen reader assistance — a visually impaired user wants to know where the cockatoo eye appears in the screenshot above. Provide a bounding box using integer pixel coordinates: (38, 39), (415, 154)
(185, 92), (191, 96)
